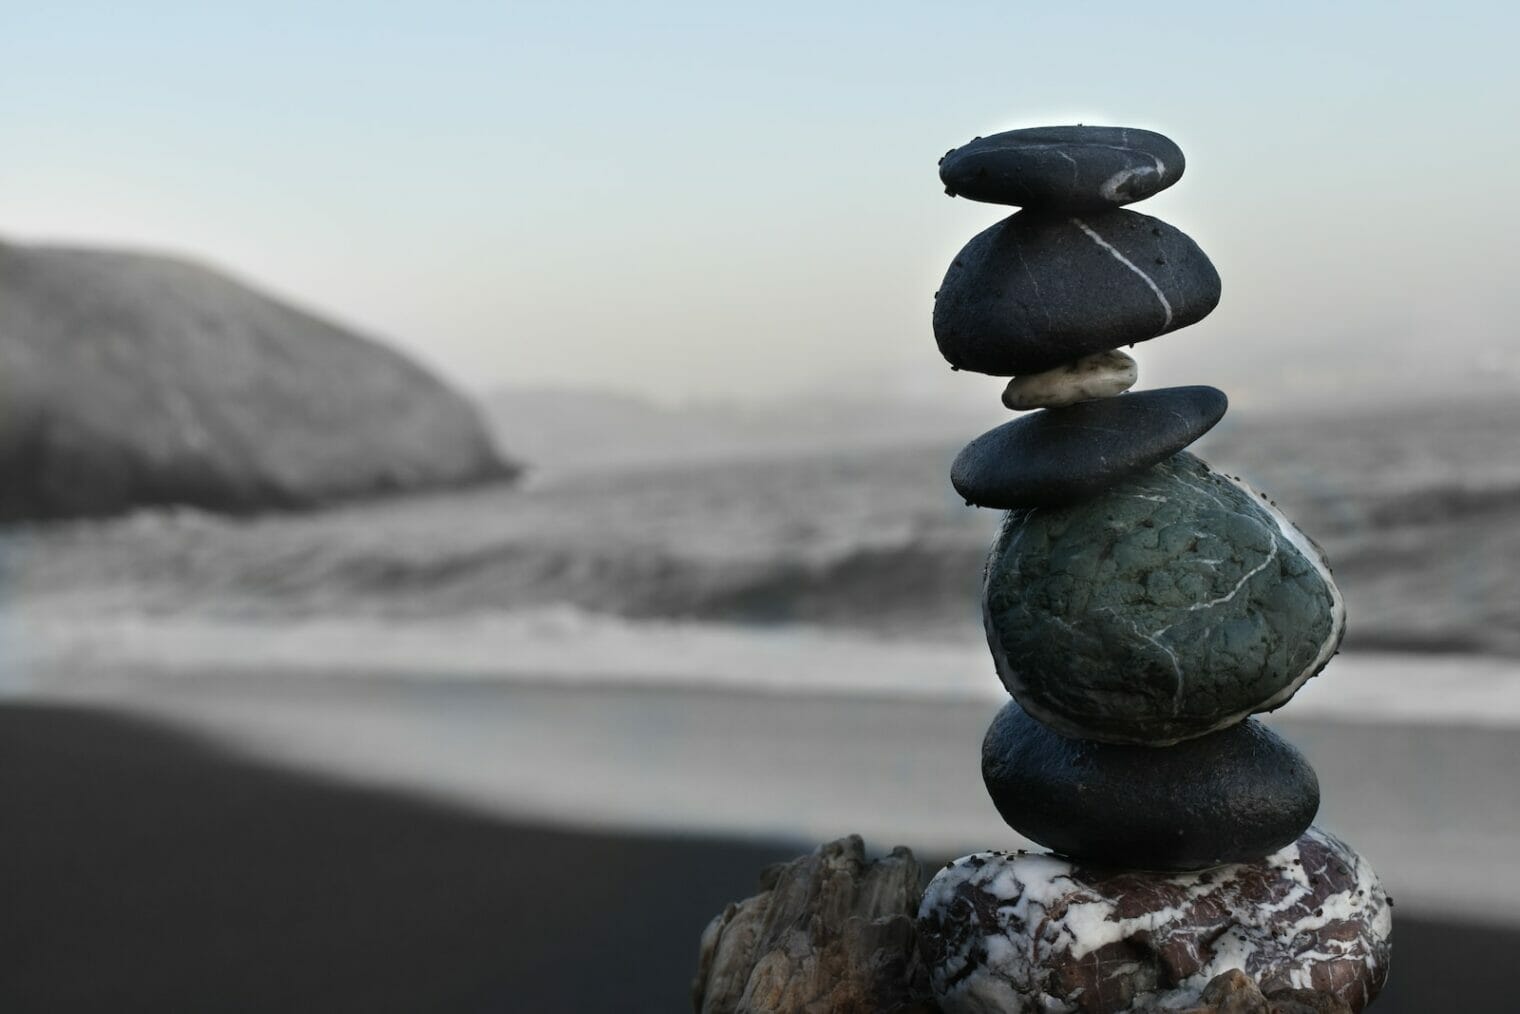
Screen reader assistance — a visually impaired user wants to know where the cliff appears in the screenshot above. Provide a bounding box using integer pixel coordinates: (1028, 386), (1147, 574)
(0, 240), (513, 520)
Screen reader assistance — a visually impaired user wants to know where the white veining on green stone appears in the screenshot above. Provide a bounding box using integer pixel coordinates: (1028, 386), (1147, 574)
(983, 452), (1346, 745)
(1231, 470), (1348, 717)
(1188, 539), (1277, 612)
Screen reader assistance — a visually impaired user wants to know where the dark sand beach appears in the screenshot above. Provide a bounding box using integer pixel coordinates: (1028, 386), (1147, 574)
(1, 703), (799, 1013)
(3, 699), (1515, 1012)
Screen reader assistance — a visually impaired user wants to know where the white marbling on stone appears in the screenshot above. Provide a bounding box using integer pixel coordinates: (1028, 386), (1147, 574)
(1001, 350), (1139, 411)
(917, 826), (1391, 1014)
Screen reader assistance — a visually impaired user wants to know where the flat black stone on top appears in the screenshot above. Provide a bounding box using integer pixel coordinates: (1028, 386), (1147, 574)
(950, 385), (1227, 509)
(933, 207), (1221, 376)
(982, 699), (1319, 871)
(939, 125), (1184, 210)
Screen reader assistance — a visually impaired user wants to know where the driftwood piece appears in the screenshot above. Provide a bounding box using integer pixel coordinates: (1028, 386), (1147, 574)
(692, 835), (934, 1014)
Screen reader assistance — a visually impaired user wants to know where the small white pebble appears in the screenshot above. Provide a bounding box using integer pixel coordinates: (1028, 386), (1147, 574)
(1002, 349), (1138, 410)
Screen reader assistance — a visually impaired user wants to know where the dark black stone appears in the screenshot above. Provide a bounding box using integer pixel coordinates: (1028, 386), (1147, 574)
(933, 208), (1221, 376)
(981, 699), (1320, 870)
(949, 386), (1227, 509)
(939, 125), (1184, 210)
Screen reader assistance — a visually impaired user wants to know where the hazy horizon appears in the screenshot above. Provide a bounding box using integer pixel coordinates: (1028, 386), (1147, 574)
(4, 2), (1517, 409)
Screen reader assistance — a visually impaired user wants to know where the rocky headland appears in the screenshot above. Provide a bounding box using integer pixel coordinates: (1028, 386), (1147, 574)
(0, 239), (513, 521)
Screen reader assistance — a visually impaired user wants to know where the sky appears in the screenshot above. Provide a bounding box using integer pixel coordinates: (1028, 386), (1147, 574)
(2, 1), (1518, 408)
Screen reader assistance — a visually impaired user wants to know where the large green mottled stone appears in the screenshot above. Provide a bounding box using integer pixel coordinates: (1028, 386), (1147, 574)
(983, 452), (1345, 745)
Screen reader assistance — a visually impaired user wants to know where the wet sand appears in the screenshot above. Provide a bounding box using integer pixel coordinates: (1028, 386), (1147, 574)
(27, 664), (1520, 921)
(2, 703), (800, 1012)
(4, 684), (1518, 1010)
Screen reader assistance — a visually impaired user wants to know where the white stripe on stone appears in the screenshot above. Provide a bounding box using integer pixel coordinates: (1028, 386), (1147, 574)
(1071, 216), (1174, 331)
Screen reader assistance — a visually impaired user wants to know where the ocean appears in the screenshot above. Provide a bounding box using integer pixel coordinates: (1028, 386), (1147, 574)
(4, 396), (1519, 710)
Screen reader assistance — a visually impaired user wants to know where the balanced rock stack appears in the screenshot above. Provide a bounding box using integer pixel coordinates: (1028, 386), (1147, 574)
(916, 126), (1393, 1012)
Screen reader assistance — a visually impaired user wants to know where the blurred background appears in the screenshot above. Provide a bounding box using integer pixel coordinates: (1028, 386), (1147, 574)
(2, 2), (1518, 1011)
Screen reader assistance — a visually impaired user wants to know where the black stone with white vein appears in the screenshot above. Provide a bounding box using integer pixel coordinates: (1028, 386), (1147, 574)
(933, 208), (1221, 376)
(939, 125), (1185, 210)
(950, 385), (1227, 509)
(982, 699), (1319, 871)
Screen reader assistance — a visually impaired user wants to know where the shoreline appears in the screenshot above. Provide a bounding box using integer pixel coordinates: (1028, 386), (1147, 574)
(13, 613), (1520, 728)
(16, 660), (1520, 924)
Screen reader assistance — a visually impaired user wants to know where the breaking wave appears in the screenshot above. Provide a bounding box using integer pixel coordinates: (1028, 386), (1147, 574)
(4, 435), (1520, 655)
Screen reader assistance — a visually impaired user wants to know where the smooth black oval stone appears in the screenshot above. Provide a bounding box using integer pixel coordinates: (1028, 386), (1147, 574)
(982, 699), (1319, 871)
(933, 208), (1221, 376)
(950, 386), (1226, 509)
(940, 125), (1184, 210)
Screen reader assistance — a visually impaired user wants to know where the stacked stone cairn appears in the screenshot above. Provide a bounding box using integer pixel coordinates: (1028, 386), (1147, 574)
(915, 126), (1393, 1012)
